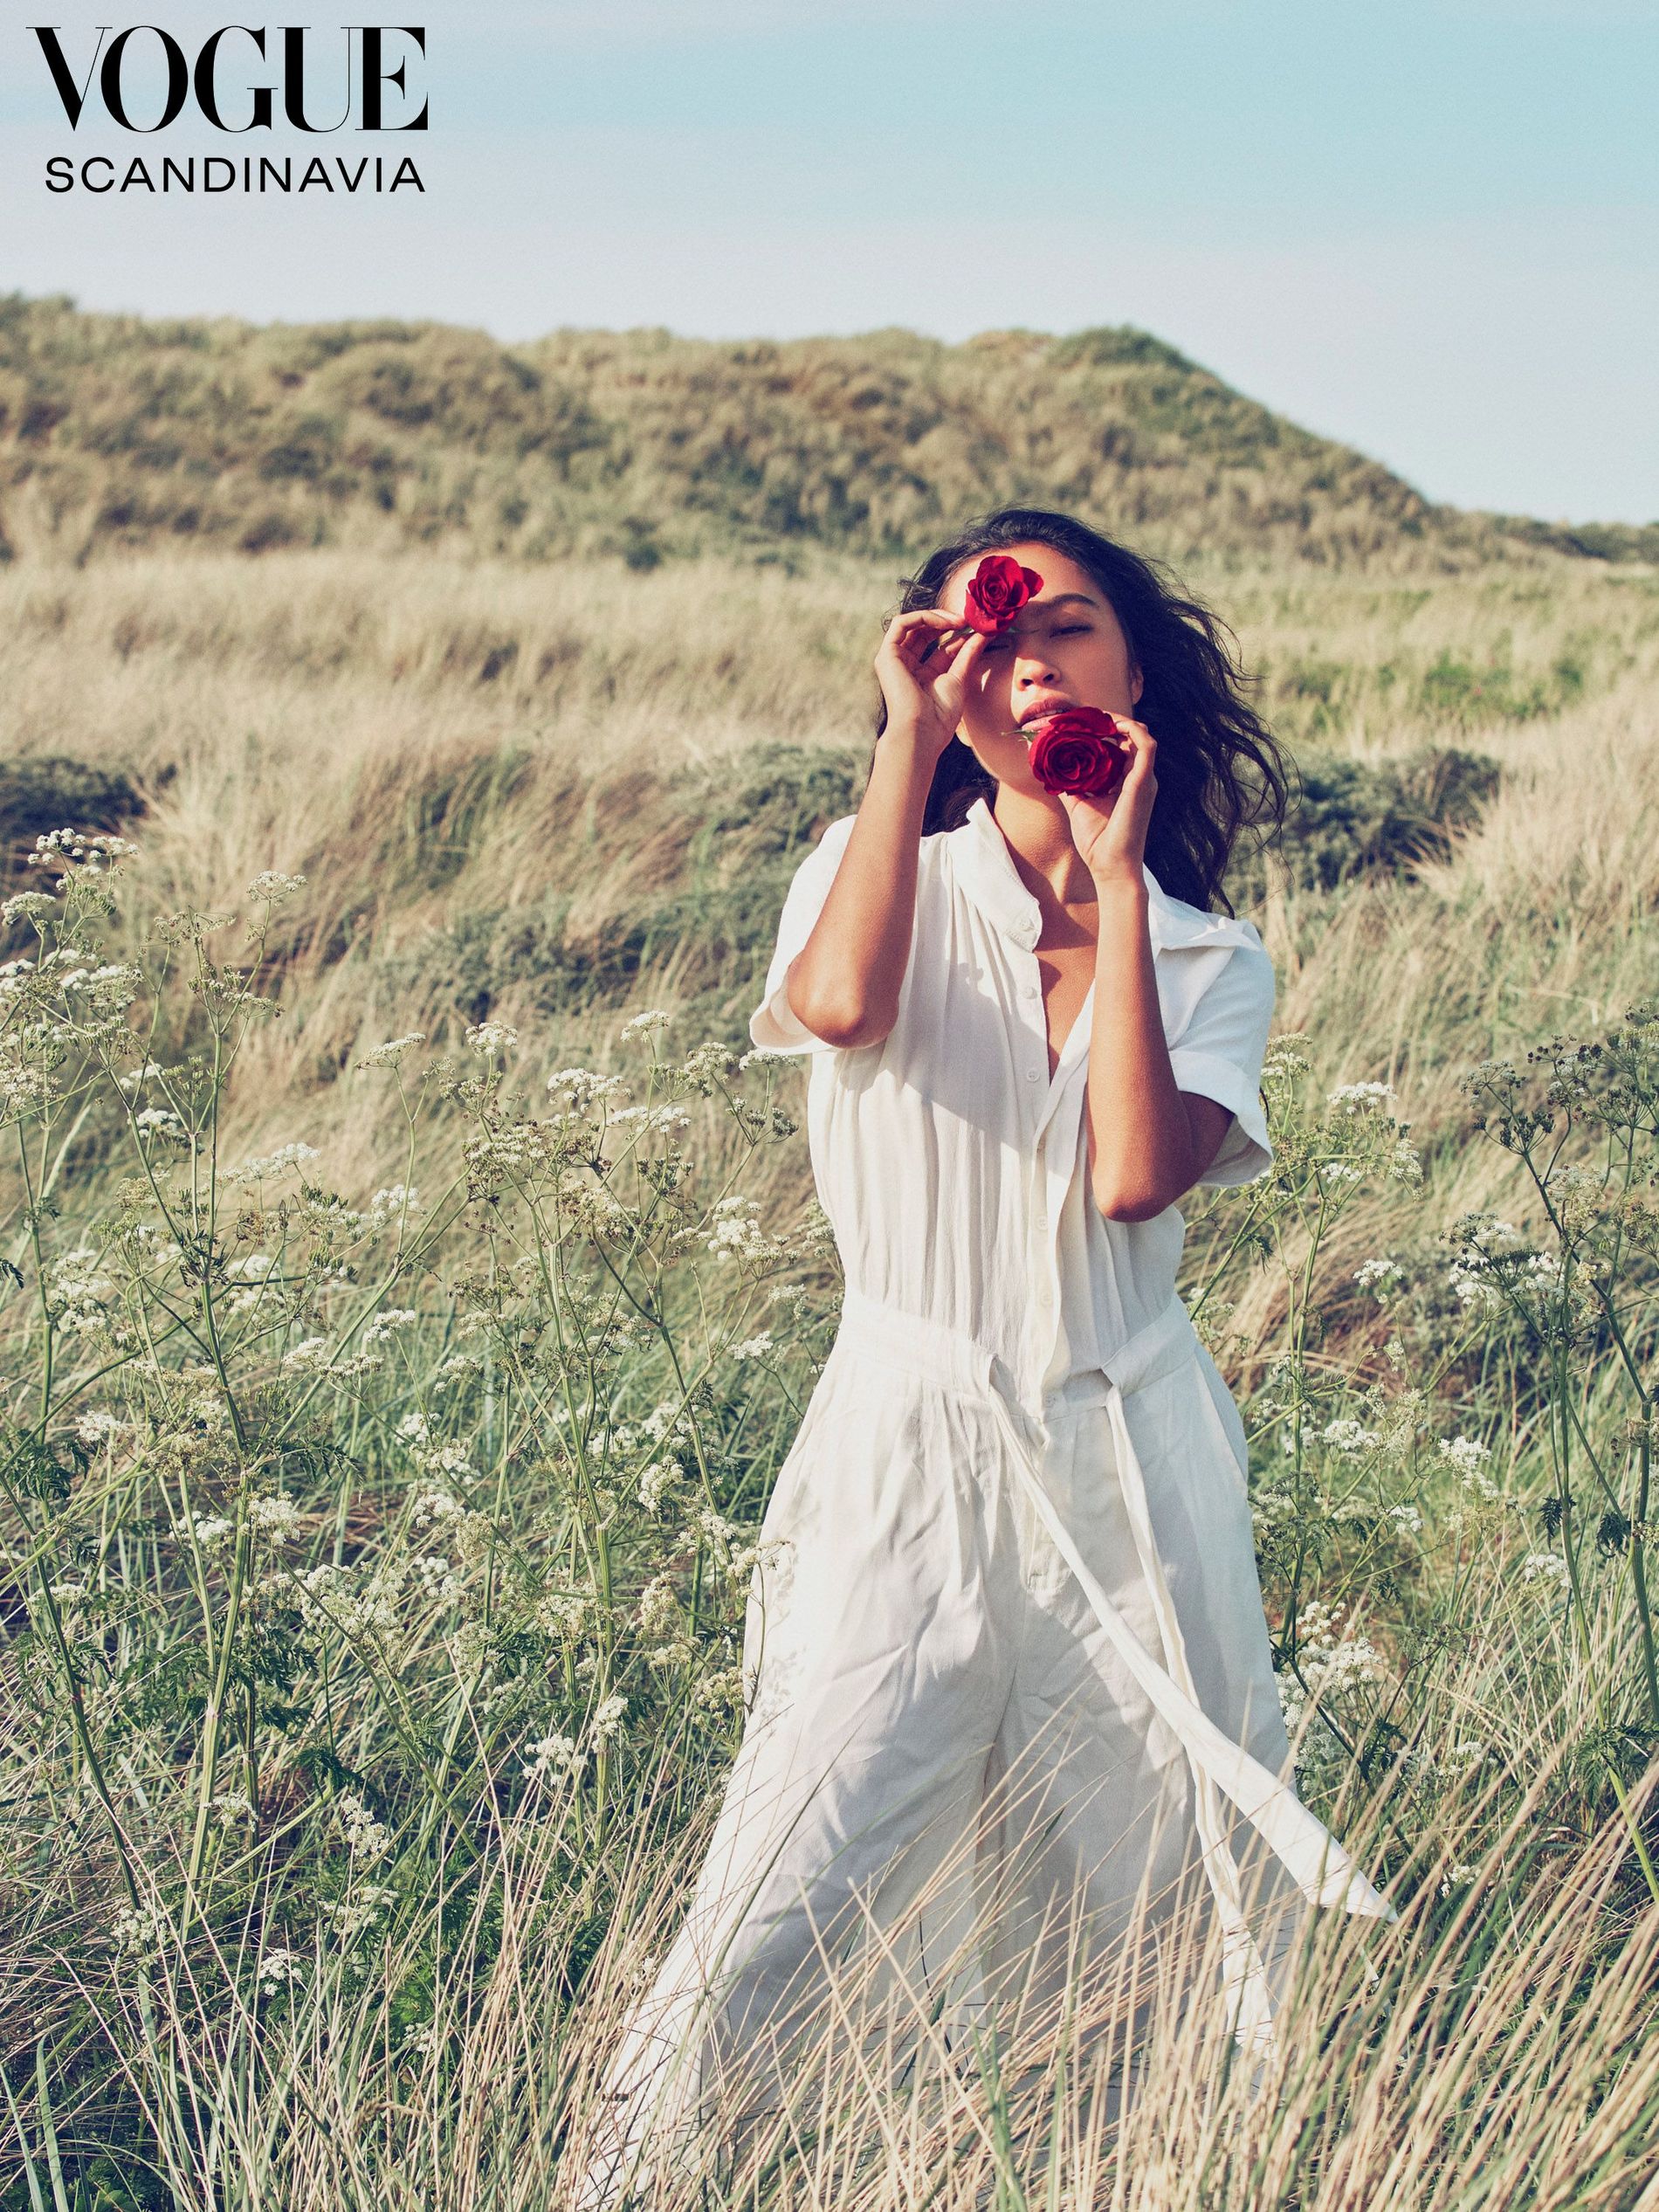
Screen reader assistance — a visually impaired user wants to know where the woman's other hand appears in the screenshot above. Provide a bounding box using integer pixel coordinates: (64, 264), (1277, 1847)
(1058, 713), (1159, 889)
(873, 609), (990, 761)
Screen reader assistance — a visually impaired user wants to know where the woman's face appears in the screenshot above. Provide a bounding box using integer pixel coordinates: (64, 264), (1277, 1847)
(940, 541), (1143, 790)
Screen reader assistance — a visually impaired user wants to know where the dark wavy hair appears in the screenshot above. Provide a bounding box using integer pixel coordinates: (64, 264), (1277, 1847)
(869, 506), (1291, 915)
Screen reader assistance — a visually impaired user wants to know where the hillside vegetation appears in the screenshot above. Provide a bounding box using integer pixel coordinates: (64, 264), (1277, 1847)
(4, 291), (1656, 575)
(3, 304), (1659, 2206)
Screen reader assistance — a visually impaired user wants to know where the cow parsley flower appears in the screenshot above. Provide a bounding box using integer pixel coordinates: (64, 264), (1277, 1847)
(357, 1033), (426, 1071)
(465, 1021), (518, 1055)
(251, 1492), (304, 1539)
(247, 872), (306, 905)
(1328, 1081), (1396, 1114)
(337, 1792), (393, 1862)
(225, 1142), (321, 1187)
(1520, 1551), (1570, 1591)
(522, 1733), (586, 1781)
(256, 1947), (307, 1992)
(1321, 1417), (1380, 1455)
(589, 1693), (629, 1745)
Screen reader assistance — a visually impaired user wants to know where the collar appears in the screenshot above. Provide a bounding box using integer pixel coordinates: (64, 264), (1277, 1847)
(950, 792), (1262, 954)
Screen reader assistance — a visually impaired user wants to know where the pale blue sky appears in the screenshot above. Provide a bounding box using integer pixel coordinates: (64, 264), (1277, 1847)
(3, 0), (1655, 521)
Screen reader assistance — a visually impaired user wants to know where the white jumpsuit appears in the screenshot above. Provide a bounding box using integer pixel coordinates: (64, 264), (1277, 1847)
(580, 794), (1395, 2195)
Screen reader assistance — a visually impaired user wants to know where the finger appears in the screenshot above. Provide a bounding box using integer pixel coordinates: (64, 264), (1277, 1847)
(921, 623), (981, 666)
(889, 608), (965, 635)
(890, 610), (967, 658)
(930, 626), (987, 679)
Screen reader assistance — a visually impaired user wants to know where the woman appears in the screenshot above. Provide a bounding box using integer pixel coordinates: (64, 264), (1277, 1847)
(578, 506), (1395, 2200)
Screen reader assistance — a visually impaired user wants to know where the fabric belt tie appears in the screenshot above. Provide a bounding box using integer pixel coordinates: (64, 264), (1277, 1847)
(834, 1285), (1397, 2050)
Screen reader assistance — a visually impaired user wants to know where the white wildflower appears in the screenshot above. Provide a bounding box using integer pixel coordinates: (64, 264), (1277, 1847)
(729, 1332), (774, 1363)
(133, 1105), (188, 1141)
(247, 872), (306, 906)
(256, 1947), (307, 1992)
(368, 1184), (422, 1226)
(112, 1903), (165, 1957)
(522, 1733), (586, 1782)
(589, 1694), (629, 1746)
(1354, 1258), (1405, 1294)
(637, 1457), (681, 1514)
(705, 1196), (785, 1264)
(619, 1010), (671, 1039)
(1328, 1081), (1397, 1113)
(282, 1335), (333, 1373)
(361, 1308), (418, 1349)
(212, 1788), (256, 1829)
(1438, 1437), (1491, 1477)
(1321, 1417), (1380, 1456)
(27, 827), (140, 874)
(189, 1514), (235, 1548)
(1520, 1551), (1570, 1591)
(609, 1103), (692, 1136)
(546, 1066), (629, 1113)
(225, 1142), (321, 1187)
(465, 1020), (518, 1055)
(320, 1884), (397, 1938)
(412, 1554), (463, 1602)
(357, 1033), (426, 1071)
(74, 1409), (122, 1447)
(411, 1488), (466, 1529)
(250, 1492), (304, 1539)
(1, 890), (58, 926)
(337, 1792), (393, 1863)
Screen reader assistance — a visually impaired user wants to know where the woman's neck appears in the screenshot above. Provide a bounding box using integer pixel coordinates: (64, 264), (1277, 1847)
(991, 787), (1099, 913)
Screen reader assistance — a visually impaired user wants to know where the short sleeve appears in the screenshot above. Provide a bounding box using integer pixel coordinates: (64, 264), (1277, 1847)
(747, 814), (860, 1055)
(1166, 937), (1277, 1188)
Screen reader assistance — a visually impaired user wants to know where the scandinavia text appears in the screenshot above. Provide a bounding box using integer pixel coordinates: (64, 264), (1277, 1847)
(45, 154), (425, 195)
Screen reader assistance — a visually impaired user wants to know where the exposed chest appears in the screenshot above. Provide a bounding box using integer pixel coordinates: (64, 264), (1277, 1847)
(1037, 938), (1097, 1082)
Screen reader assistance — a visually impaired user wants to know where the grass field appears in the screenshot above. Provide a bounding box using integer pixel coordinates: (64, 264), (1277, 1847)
(3, 537), (1657, 2207)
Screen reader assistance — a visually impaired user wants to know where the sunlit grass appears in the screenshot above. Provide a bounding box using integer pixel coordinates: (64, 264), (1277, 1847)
(2, 545), (1656, 2205)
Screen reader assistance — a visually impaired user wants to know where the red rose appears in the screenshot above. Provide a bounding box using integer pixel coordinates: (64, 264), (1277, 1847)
(1026, 706), (1131, 799)
(963, 552), (1043, 636)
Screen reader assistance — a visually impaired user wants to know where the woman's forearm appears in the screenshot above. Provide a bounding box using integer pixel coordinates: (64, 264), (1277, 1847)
(1084, 878), (1207, 1221)
(784, 724), (936, 1049)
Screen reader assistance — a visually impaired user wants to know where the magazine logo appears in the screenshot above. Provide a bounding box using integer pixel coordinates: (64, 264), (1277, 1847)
(32, 24), (427, 130)
(31, 22), (430, 194)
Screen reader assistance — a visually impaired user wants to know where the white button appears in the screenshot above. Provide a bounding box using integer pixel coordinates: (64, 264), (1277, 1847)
(1037, 1287), (1052, 1307)
(1026, 1069), (1041, 1082)
(1022, 984), (1039, 1000)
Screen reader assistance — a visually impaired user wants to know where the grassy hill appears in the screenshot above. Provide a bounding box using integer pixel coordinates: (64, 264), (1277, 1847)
(3, 297), (1659, 2206)
(5, 290), (1656, 575)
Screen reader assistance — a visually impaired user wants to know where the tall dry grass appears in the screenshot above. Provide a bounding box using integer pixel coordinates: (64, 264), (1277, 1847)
(2, 543), (1657, 2206)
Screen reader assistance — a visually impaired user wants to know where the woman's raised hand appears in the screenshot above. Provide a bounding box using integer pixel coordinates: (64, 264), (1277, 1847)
(873, 609), (990, 761)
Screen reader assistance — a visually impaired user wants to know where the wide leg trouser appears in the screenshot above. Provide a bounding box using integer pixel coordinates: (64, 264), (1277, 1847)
(575, 1289), (1395, 2203)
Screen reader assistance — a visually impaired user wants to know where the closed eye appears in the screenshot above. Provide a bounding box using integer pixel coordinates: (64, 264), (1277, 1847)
(985, 622), (1091, 653)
